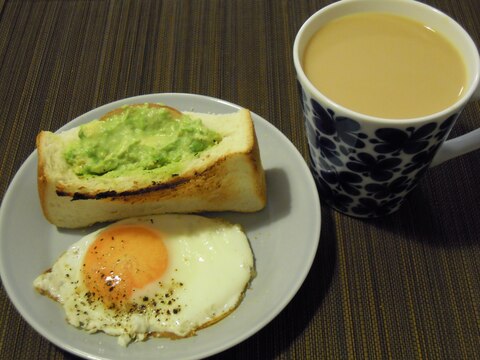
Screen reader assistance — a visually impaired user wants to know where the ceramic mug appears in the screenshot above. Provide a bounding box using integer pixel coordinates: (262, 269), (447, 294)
(293, 0), (480, 218)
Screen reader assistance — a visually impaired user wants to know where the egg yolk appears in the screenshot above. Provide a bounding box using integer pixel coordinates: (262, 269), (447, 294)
(83, 224), (168, 309)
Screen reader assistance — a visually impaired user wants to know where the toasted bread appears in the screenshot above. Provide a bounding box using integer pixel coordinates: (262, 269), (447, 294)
(37, 104), (266, 228)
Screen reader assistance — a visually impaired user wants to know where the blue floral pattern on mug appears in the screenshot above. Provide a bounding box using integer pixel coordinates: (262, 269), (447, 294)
(300, 83), (459, 217)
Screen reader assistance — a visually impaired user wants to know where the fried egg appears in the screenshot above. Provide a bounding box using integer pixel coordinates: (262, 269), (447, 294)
(33, 214), (255, 346)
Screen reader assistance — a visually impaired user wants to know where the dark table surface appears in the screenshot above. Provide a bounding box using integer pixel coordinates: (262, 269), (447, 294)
(0, 0), (479, 359)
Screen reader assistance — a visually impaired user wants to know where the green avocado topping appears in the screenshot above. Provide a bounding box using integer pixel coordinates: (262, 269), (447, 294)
(64, 105), (222, 177)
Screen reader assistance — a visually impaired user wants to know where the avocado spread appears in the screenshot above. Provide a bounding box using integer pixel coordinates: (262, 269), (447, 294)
(64, 105), (222, 177)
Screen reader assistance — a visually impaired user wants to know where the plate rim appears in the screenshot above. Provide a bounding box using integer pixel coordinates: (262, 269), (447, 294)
(0, 93), (321, 360)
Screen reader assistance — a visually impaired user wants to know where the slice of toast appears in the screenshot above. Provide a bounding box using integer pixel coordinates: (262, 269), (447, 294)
(37, 104), (266, 228)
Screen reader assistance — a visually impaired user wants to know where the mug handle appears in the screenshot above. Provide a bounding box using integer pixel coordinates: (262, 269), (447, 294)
(430, 85), (480, 167)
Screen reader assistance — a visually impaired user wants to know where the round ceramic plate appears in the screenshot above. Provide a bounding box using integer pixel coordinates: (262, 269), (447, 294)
(0, 93), (321, 360)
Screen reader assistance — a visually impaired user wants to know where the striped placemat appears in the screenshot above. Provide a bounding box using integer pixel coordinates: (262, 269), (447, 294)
(0, 1), (479, 359)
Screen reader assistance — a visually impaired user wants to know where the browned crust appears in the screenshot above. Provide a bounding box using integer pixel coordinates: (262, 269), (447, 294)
(249, 128), (267, 206)
(36, 131), (50, 221)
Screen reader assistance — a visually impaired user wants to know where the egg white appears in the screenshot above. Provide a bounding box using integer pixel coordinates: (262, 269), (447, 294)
(33, 214), (255, 346)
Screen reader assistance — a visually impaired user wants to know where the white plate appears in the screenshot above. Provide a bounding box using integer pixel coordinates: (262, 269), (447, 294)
(0, 93), (321, 360)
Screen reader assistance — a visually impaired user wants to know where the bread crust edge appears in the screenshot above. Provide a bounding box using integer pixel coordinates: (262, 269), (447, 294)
(36, 107), (267, 228)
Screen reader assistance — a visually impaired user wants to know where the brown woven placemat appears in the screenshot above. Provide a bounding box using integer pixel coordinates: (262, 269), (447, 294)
(0, 1), (479, 359)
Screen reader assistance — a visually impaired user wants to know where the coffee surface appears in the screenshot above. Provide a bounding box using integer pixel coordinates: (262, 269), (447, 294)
(303, 12), (466, 119)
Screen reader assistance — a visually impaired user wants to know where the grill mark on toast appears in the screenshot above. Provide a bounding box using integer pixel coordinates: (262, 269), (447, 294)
(56, 176), (191, 200)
